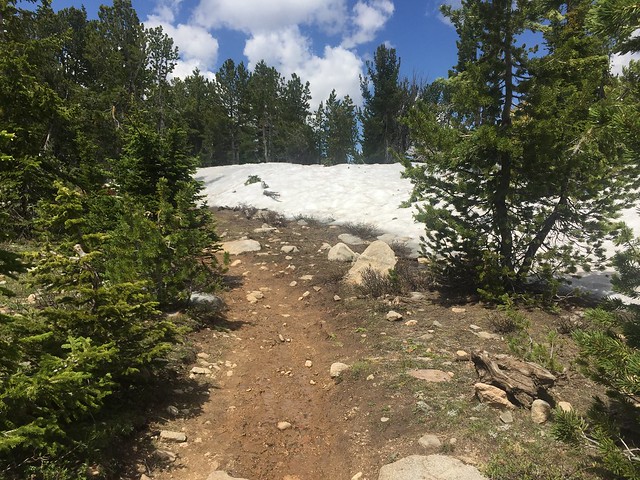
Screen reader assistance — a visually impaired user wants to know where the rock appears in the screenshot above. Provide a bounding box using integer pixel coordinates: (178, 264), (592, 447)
(378, 454), (487, 480)
(154, 449), (177, 463)
(455, 350), (470, 361)
(338, 233), (367, 245)
(277, 421), (292, 431)
(222, 239), (261, 255)
(531, 399), (551, 424)
(159, 431), (187, 442)
(407, 369), (451, 382)
(469, 324), (481, 331)
(140, 475), (152, 480)
(558, 401), (573, 412)
(190, 367), (211, 374)
(474, 383), (516, 410)
(328, 243), (358, 262)
(246, 291), (265, 303)
(476, 331), (502, 340)
(330, 362), (350, 378)
(432, 320), (442, 328)
(197, 352), (211, 359)
(345, 241), (397, 285)
(300, 274), (314, 281)
(319, 242), (332, 251)
(230, 259), (242, 267)
(190, 292), (225, 313)
(305, 360), (313, 368)
(418, 434), (442, 450)
(386, 310), (403, 321)
(289, 281), (297, 287)
(167, 405), (180, 416)
(352, 473), (364, 480)
(207, 471), (249, 480)
(334, 295), (342, 301)
(500, 410), (514, 424)
(451, 307), (467, 313)
(405, 320), (418, 326)
(254, 224), (278, 233)
(281, 245), (299, 253)
(366, 374), (375, 381)
(380, 417), (390, 422)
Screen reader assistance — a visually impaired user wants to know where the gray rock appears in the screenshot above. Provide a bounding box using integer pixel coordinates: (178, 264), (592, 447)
(378, 454), (487, 480)
(159, 430), (186, 442)
(254, 224), (278, 233)
(418, 434), (442, 450)
(153, 449), (177, 463)
(476, 331), (502, 340)
(328, 243), (358, 262)
(190, 292), (225, 313)
(191, 367), (212, 375)
(281, 245), (299, 253)
(330, 362), (350, 378)
(222, 239), (261, 255)
(338, 233), (367, 245)
(207, 471), (249, 480)
(346, 241), (397, 285)
(531, 399), (551, 424)
(500, 410), (514, 424)
(386, 310), (403, 321)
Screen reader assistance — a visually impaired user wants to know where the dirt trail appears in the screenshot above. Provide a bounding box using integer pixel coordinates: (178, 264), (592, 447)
(148, 211), (368, 480)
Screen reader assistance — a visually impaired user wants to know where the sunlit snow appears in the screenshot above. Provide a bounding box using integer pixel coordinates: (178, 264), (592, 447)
(197, 162), (640, 299)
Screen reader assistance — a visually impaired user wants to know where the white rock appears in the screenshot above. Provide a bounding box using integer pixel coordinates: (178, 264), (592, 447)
(222, 239), (261, 255)
(330, 362), (350, 378)
(328, 243), (358, 262)
(191, 367), (212, 375)
(351, 473), (364, 480)
(346, 241), (397, 285)
(281, 245), (299, 253)
(277, 421), (292, 431)
(455, 350), (470, 361)
(531, 399), (551, 424)
(338, 233), (367, 245)
(558, 401), (573, 412)
(159, 430), (187, 442)
(386, 310), (403, 321)
(334, 295), (342, 301)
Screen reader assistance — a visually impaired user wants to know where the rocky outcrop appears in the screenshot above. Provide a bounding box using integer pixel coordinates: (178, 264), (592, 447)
(345, 240), (396, 285)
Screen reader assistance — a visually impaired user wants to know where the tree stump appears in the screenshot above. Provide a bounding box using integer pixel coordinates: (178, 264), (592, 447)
(471, 350), (556, 407)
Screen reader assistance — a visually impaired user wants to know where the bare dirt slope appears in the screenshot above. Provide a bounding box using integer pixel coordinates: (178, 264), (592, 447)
(138, 208), (603, 480)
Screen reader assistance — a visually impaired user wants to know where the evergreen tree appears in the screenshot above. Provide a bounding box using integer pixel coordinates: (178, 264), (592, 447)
(403, 0), (639, 297)
(323, 90), (358, 164)
(248, 61), (283, 163)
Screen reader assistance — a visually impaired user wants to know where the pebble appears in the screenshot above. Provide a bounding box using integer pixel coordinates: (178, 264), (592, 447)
(159, 431), (187, 442)
(455, 350), (470, 361)
(451, 307), (466, 313)
(432, 320), (442, 327)
(386, 310), (403, 321)
(277, 421), (292, 431)
(289, 281), (298, 287)
(330, 362), (350, 378)
(305, 360), (313, 368)
(366, 374), (375, 381)
(500, 410), (514, 424)
(381, 417), (390, 423)
(300, 275), (314, 280)
(418, 433), (442, 449)
(191, 367), (212, 375)
(313, 286), (322, 292)
(405, 320), (418, 326)
(334, 295), (342, 301)
(310, 380), (317, 385)
(351, 473), (363, 480)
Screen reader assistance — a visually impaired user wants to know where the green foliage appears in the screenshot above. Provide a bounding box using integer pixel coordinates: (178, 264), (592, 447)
(404, 0), (639, 298)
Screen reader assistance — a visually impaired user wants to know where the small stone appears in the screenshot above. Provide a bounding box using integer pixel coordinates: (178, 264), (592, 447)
(191, 367), (212, 375)
(476, 331), (502, 340)
(277, 421), (292, 431)
(246, 291), (265, 303)
(300, 275), (314, 280)
(417, 257), (429, 264)
(366, 374), (375, 381)
(351, 473), (363, 480)
(500, 410), (514, 424)
(408, 369), (451, 382)
(334, 295), (342, 301)
(278, 334), (286, 342)
(154, 449), (177, 462)
(330, 362), (350, 378)
(386, 310), (403, 321)
(531, 399), (551, 424)
(310, 380), (317, 385)
(418, 434), (442, 450)
(305, 360), (313, 368)
(166, 405), (180, 416)
(405, 319), (418, 326)
(432, 320), (442, 328)
(469, 324), (481, 331)
(455, 350), (470, 361)
(197, 352), (211, 359)
(380, 417), (390, 423)
(313, 286), (322, 292)
(302, 290), (311, 298)
(558, 401), (573, 412)
(451, 307), (466, 313)
(289, 281), (297, 287)
(281, 245), (299, 253)
(159, 431), (187, 442)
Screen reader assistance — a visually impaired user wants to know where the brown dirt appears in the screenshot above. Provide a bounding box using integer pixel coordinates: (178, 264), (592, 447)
(133, 208), (606, 480)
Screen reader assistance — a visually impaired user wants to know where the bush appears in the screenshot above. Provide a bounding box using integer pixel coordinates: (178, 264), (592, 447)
(342, 221), (382, 239)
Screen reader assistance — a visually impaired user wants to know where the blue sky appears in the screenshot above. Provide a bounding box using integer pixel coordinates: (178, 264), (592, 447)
(51, 0), (462, 108)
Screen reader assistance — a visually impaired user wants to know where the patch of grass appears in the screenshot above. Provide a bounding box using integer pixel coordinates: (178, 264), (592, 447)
(390, 241), (413, 258)
(342, 221), (382, 239)
(507, 329), (563, 372)
(244, 174), (262, 186)
(234, 203), (257, 219)
(358, 267), (398, 298)
(254, 209), (286, 226)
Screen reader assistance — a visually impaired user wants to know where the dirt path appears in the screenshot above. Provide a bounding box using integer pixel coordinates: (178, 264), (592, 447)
(147, 211), (368, 480)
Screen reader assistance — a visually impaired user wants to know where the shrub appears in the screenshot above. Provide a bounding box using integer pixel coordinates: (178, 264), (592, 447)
(342, 221), (382, 239)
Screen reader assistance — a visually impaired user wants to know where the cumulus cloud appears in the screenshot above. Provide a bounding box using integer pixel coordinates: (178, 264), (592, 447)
(244, 27), (363, 109)
(342, 0), (395, 48)
(192, 0), (347, 34)
(146, 7), (219, 78)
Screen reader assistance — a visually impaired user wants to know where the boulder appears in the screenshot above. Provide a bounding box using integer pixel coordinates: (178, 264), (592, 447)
(378, 454), (487, 480)
(345, 241), (397, 285)
(328, 243), (358, 262)
(222, 239), (261, 255)
(189, 292), (225, 314)
(330, 362), (350, 378)
(531, 399), (551, 424)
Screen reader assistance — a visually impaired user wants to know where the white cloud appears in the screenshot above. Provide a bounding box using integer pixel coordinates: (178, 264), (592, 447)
(611, 51), (640, 76)
(145, 14), (219, 77)
(192, 0), (347, 34)
(243, 27), (363, 109)
(171, 59), (216, 80)
(342, 0), (395, 48)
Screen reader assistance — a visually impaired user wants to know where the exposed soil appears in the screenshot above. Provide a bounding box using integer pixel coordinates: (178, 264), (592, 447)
(134, 208), (606, 480)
